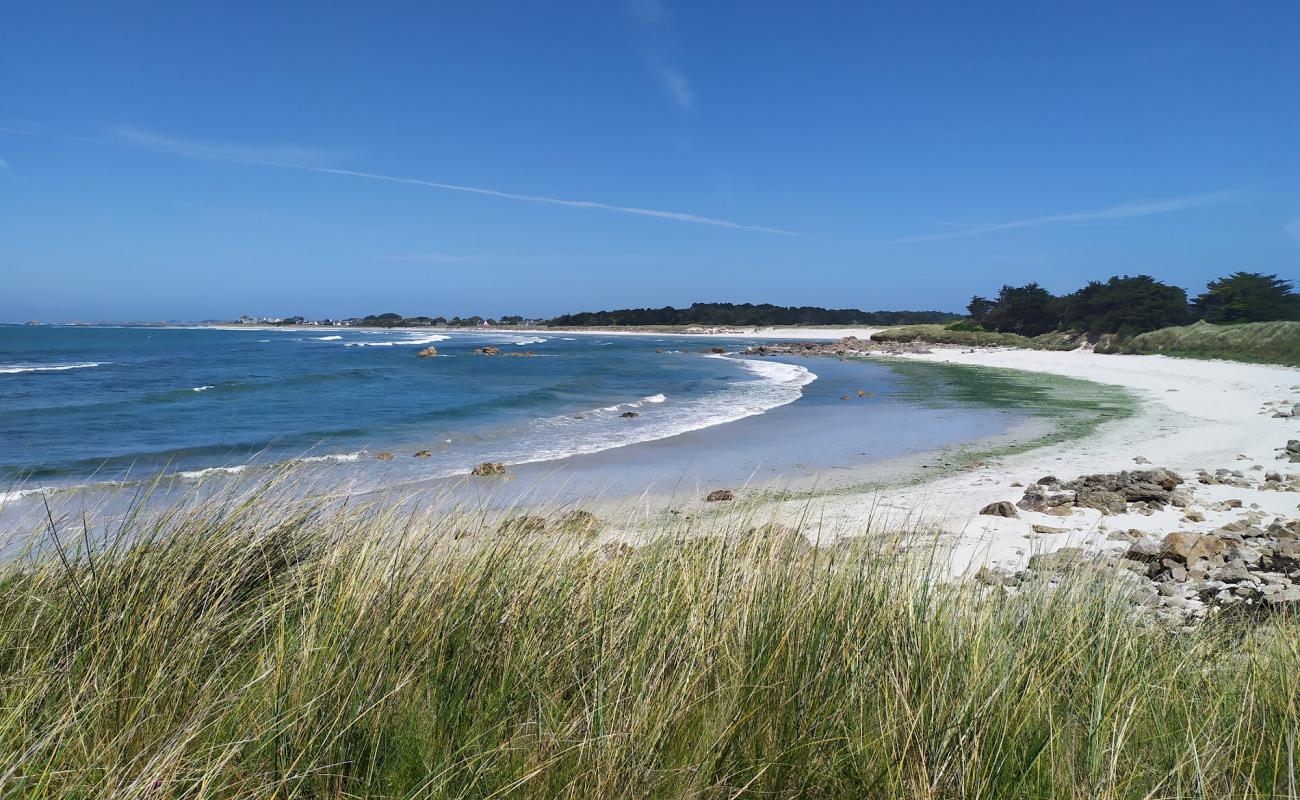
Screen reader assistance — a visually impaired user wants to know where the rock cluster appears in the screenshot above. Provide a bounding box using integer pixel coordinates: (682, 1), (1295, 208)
(471, 461), (506, 476)
(740, 336), (931, 357)
(1017, 468), (1187, 516)
(475, 346), (500, 356)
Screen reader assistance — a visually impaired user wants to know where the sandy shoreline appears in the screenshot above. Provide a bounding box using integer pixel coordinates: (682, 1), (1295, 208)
(734, 344), (1300, 576)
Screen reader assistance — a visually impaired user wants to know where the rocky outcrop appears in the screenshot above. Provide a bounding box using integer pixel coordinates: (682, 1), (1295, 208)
(740, 336), (932, 358)
(1018, 468), (1186, 516)
(471, 461), (506, 476)
(417, 346), (438, 357)
(706, 489), (735, 502)
(475, 346), (500, 355)
(620, 411), (639, 419)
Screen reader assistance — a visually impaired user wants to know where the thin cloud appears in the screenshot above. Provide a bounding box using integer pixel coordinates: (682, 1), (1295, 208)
(655, 64), (693, 109)
(885, 192), (1236, 244)
(371, 253), (660, 265)
(114, 128), (798, 235)
(115, 127), (343, 165)
(627, 0), (693, 110)
(0, 156), (8, 170)
(1287, 216), (1300, 244)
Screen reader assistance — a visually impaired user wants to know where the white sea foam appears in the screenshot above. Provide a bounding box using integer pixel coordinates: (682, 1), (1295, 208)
(297, 451), (364, 464)
(344, 333), (451, 347)
(313, 335), (343, 341)
(177, 465), (249, 480)
(191, 385), (213, 392)
(482, 356), (817, 470)
(0, 486), (54, 504)
(0, 362), (105, 375)
(512, 336), (547, 345)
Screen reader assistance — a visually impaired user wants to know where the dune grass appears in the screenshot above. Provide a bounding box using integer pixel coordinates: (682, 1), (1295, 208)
(0, 481), (1296, 799)
(1103, 319), (1300, 366)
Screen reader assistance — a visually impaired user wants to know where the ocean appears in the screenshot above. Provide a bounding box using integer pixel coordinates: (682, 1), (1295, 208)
(0, 325), (1039, 504)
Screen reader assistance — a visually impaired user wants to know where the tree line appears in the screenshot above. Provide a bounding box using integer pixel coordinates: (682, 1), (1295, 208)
(546, 303), (961, 328)
(966, 272), (1299, 338)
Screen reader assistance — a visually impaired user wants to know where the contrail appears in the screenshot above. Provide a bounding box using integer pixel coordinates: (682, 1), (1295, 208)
(883, 192), (1235, 244)
(96, 127), (797, 236)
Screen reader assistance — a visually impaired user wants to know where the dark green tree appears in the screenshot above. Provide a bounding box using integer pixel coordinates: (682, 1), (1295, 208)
(1193, 272), (1300, 323)
(979, 283), (1063, 337)
(1061, 275), (1191, 337)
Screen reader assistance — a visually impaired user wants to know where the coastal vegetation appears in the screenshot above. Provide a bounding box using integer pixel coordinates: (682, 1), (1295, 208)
(966, 271), (1299, 339)
(1098, 319), (1300, 364)
(0, 483), (1296, 799)
(545, 302), (961, 328)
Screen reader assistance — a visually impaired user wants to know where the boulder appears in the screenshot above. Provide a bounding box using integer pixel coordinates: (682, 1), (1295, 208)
(413, 450), (431, 458)
(1160, 532), (1226, 564)
(471, 461), (506, 476)
(1075, 489), (1127, 515)
(1032, 523), (1069, 534)
(559, 509), (601, 535)
(376, 451), (394, 461)
(476, 346), (500, 355)
(620, 411), (639, 419)
(1027, 547), (1087, 572)
(417, 346), (439, 357)
(978, 501), (1018, 518)
(706, 489), (735, 502)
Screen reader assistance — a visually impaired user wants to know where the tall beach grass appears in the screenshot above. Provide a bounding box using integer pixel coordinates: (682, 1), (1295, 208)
(0, 479), (1296, 799)
(1102, 319), (1300, 366)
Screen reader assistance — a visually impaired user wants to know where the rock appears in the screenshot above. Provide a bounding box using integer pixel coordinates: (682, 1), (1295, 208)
(1031, 523), (1069, 534)
(856, 389), (867, 397)
(706, 489), (735, 502)
(417, 346), (439, 357)
(1160, 532), (1226, 564)
(1027, 547), (1086, 572)
(500, 515), (548, 535)
(1212, 561), (1254, 584)
(1133, 456), (1151, 464)
(974, 565), (1019, 587)
(1075, 489), (1127, 515)
(978, 501), (1018, 518)
(413, 450), (431, 458)
(471, 461), (506, 476)
(620, 411), (639, 418)
(841, 395), (851, 401)
(1182, 510), (1205, 523)
(710, 347), (726, 354)
(476, 346), (500, 355)
(1038, 476), (1060, 485)
(1126, 537), (1163, 561)
(559, 509), (601, 535)
(376, 451), (394, 461)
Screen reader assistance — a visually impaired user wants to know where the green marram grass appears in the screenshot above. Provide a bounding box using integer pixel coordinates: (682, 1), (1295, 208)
(0, 480), (1296, 799)
(1101, 319), (1300, 366)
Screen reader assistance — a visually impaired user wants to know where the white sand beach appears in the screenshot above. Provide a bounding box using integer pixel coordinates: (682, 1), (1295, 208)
(736, 341), (1300, 576)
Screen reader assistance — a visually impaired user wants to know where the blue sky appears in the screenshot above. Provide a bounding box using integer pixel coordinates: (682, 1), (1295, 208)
(2, 0), (1298, 321)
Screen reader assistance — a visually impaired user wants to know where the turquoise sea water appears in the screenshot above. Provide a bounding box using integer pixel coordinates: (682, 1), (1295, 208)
(0, 325), (1032, 502)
